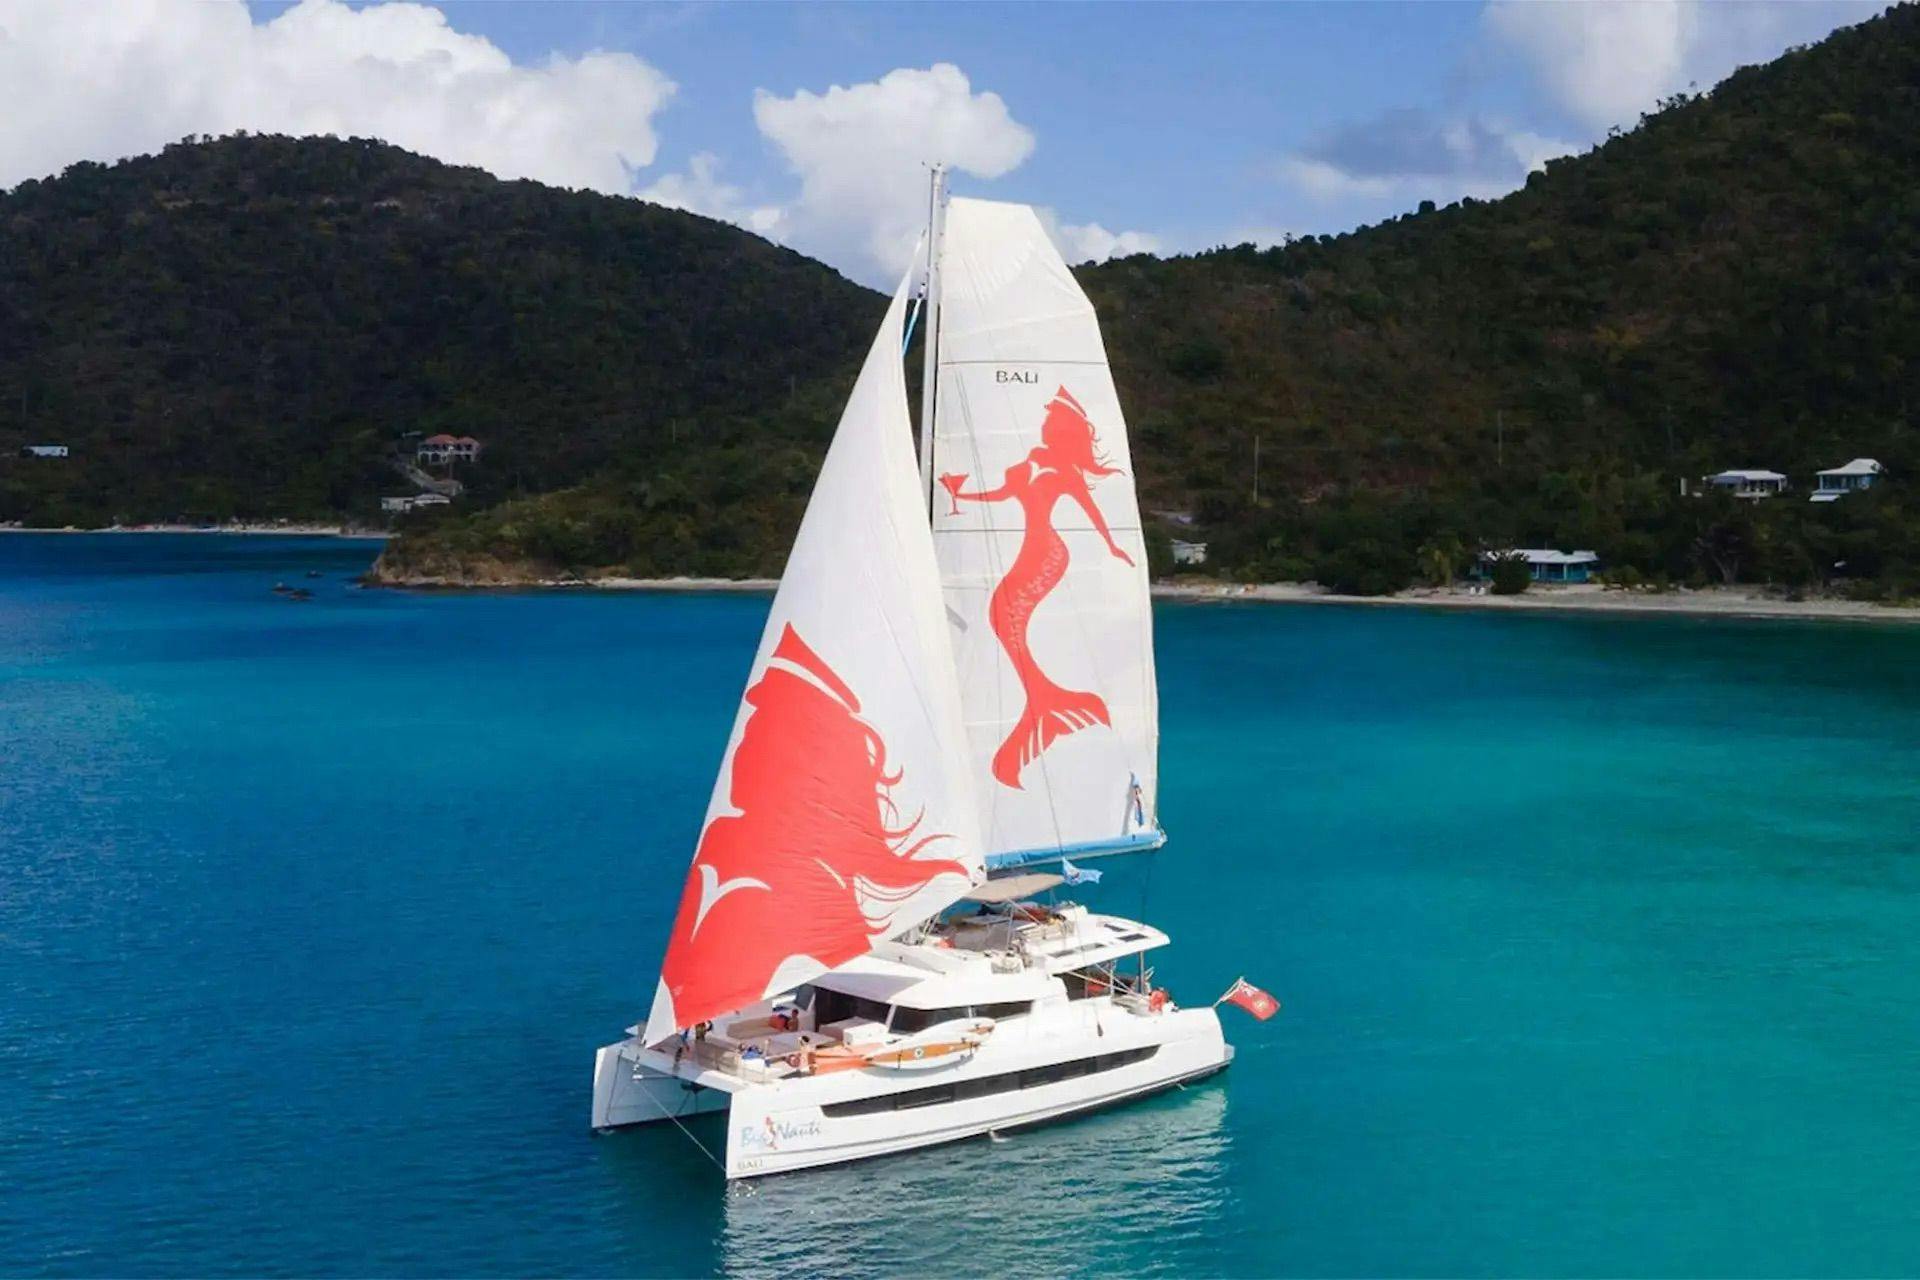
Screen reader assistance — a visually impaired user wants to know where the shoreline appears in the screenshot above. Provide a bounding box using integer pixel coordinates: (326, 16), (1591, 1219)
(367, 567), (1920, 625)
(11, 529), (1910, 624)
(0, 523), (386, 538)
(1152, 580), (1920, 625)
(15, 529), (1896, 625)
(370, 572), (782, 593)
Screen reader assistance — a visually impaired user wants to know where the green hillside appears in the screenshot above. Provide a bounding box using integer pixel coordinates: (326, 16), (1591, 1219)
(8, 4), (1920, 594)
(387, 4), (1920, 593)
(0, 134), (877, 528)
(1080, 3), (1920, 590)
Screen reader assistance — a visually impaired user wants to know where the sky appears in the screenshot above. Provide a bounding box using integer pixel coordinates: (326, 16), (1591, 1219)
(0, 0), (1890, 285)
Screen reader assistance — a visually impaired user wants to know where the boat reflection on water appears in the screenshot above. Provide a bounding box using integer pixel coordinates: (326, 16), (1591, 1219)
(718, 1081), (1233, 1275)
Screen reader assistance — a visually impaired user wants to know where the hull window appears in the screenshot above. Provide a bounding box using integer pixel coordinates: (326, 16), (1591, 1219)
(890, 1005), (969, 1035)
(895, 1083), (956, 1110)
(972, 1001), (1032, 1021)
(815, 989), (891, 1027)
(820, 1046), (1159, 1118)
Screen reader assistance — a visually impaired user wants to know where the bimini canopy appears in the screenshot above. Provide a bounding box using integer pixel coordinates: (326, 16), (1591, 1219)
(962, 872), (1065, 903)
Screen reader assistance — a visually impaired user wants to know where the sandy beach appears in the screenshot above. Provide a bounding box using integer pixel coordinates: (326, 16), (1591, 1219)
(1153, 579), (1920, 624)
(364, 562), (1920, 625)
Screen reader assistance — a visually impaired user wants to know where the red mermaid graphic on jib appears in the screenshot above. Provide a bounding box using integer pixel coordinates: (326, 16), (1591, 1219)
(659, 624), (967, 1028)
(940, 386), (1133, 790)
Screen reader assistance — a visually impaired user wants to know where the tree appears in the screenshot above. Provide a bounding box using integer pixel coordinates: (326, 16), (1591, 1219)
(1417, 535), (1466, 587)
(1316, 539), (1415, 596)
(1490, 554), (1533, 595)
(1692, 502), (1756, 586)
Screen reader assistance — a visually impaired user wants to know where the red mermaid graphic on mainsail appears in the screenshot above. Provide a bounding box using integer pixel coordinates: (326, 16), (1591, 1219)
(658, 624), (968, 1028)
(940, 386), (1134, 790)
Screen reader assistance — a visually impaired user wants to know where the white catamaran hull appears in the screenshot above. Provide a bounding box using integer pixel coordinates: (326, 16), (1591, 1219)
(594, 1006), (1230, 1179)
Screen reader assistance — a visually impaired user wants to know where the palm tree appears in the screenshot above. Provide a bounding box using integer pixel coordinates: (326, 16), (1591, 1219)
(1416, 535), (1466, 587)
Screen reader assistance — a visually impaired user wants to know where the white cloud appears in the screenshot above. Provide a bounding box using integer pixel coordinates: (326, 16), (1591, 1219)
(1486, 0), (1887, 132)
(1501, 127), (1580, 176)
(1278, 109), (1576, 207)
(1266, 1), (1874, 230)
(752, 63), (1037, 279)
(638, 152), (785, 238)
(0, 6), (1163, 282)
(1032, 206), (1162, 263)
(0, 0), (675, 193)
(1484, 0), (1693, 132)
(1280, 157), (1398, 203)
(742, 64), (1159, 281)
(1052, 220), (1162, 263)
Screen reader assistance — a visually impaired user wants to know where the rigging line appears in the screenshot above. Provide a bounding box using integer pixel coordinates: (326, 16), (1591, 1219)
(901, 296), (922, 358)
(1138, 842), (1158, 919)
(625, 1062), (729, 1175)
(900, 227), (929, 359)
(1079, 423), (1155, 836)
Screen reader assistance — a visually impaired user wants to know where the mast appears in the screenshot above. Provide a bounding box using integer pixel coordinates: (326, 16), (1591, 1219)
(916, 164), (947, 516)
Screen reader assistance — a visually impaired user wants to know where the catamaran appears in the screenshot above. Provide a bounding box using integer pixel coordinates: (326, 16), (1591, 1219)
(591, 172), (1267, 1178)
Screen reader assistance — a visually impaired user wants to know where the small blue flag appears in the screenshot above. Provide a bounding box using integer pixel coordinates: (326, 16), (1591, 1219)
(1062, 857), (1102, 886)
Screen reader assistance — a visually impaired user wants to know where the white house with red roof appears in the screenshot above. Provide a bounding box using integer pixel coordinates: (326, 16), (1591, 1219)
(416, 434), (482, 465)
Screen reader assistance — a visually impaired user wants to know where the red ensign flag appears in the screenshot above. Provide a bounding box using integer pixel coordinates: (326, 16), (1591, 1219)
(1221, 977), (1280, 1020)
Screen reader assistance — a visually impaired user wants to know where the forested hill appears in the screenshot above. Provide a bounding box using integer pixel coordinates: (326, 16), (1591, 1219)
(0, 134), (878, 527)
(10, 3), (1920, 595)
(385, 3), (1920, 592)
(1079, 1), (1920, 586)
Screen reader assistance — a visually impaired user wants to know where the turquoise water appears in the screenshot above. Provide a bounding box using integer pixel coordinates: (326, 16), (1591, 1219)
(6, 534), (1920, 1277)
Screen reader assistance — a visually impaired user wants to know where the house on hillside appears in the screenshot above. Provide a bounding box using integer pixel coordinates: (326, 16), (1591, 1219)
(1474, 548), (1602, 584)
(381, 494), (453, 514)
(1811, 457), (1884, 502)
(21, 444), (69, 458)
(416, 434), (482, 465)
(1170, 539), (1208, 566)
(1703, 469), (1789, 499)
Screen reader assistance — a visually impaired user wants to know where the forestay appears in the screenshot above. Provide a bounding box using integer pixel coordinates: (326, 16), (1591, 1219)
(929, 197), (1161, 870)
(643, 273), (984, 1045)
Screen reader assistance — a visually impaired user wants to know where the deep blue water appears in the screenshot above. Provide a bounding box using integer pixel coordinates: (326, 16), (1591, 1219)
(6, 534), (1920, 1277)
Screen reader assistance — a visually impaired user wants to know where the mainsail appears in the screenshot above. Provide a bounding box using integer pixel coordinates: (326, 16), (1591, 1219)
(643, 274), (984, 1045)
(928, 197), (1162, 870)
